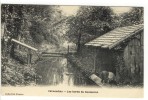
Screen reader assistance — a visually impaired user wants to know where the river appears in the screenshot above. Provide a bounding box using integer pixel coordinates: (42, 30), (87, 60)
(35, 57), (96, 86)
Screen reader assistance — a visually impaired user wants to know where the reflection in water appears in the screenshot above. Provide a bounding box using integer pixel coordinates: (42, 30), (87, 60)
(36, 57), (95, 86)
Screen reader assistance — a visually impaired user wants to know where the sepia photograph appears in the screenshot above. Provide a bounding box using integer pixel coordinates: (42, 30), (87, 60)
(1, 4), (144, 97)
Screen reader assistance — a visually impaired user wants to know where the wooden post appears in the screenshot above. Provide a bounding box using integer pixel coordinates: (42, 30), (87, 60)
(67, 45), (69, 68)
(3, 23), (9, 57)
(27, 49), (32, 67)
(93, 48), (97, 73)
(17, 35), (21, 49)
(67, 45), (69, 54)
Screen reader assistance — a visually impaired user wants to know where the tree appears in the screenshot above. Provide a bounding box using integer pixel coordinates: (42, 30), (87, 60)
(67, 6), (115, 52)
(1, 4), (63, 58)
(119, 7), (143, 27)
(1, 4), (25, 58)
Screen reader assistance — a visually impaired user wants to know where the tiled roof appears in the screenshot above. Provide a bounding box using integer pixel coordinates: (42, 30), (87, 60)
(85, 24), (143, 49)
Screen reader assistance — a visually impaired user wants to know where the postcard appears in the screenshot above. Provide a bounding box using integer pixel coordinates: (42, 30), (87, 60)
(1, 4), (144, 98)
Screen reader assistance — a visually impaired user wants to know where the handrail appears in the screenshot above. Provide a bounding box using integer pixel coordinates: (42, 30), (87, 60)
(10, 38), (38, 51)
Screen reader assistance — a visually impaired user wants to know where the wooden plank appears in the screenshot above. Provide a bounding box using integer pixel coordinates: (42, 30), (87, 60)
(94, 37), (121, 40)
(100, 32), (121, 37)
(104, 36), (125, 38)
(85, 24), (143, 48)
(96, 37), (121, 40)
(109, 28), (143, 49)
(101, 45), (109, 48)
(118, 27), (136, 31)
(110, 30), (131, 33)
(109, 29), (134, 33)
(106, 34), (128, 36)
(11, 38), (38, 51)
(117, 30), (137, 33)
(94, 37), (121, 39)
(92, 39), (117, 42)
(95, 30), (132, 38)
(117, 25), (141, 31)
(87, 42), (112, 45)
(42, 55), (64, 57)
(100, 33), (130, 38)
(42, 52), (65, 55)
(89, 74), (102, 86)
(109, 26), (142, 33)
(85, 43), (94, 46)
(89, 44), (102, 47)
(108, 31), (131, 35)
(85, 43), (102, 47)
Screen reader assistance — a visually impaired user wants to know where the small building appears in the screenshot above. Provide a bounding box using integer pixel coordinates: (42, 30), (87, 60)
(83, 24), (144, 84)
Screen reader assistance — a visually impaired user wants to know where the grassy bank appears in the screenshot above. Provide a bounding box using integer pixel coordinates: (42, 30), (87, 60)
(1, 56), (41, 86)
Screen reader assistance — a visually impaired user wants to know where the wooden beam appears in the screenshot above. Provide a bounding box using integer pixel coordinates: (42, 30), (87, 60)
(92, 39), (117, 42)
(11, 38), (38, 51)
(42, 55), (64, 57)
(89, 74), (102, 86)
(94, 37), (121, 40)
(85, 43), (102, 47)
(87, 42), (112, 45)
(42, 52), (66, 54)
(101, 45), (109, 48)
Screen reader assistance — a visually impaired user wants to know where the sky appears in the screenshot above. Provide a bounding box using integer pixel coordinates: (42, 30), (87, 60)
(59, 6), (132, 16)
(111, 7), (132, 15)
(59, 6), (80, 16)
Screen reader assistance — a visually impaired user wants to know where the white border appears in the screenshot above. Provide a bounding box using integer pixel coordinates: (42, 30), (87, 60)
(1, 0), (146, 6)
(1, 0), (148, 100)
(0, 0), (146, 6)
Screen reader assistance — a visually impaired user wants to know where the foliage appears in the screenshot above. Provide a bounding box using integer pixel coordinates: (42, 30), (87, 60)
(1, 4), (63, 52)
(119, 7), (143, 27)
(1, 57), (41, 86)
(1, 5), (23, 38)
(67, 6), (115, 45)
(1, 4), (64, 86)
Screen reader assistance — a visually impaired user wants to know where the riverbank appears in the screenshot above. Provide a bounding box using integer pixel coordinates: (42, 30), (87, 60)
(1, 56), (40, 86)
(67, 54), (95, 77)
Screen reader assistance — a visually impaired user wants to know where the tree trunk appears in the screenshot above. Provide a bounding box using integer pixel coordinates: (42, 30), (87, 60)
(77, 32), (81, 53)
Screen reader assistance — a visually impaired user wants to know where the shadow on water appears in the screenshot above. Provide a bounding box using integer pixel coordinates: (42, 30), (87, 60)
(35, 57), (96, 86)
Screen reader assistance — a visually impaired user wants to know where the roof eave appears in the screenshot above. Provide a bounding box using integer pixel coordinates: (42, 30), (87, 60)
(108, 27), (144, 49)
